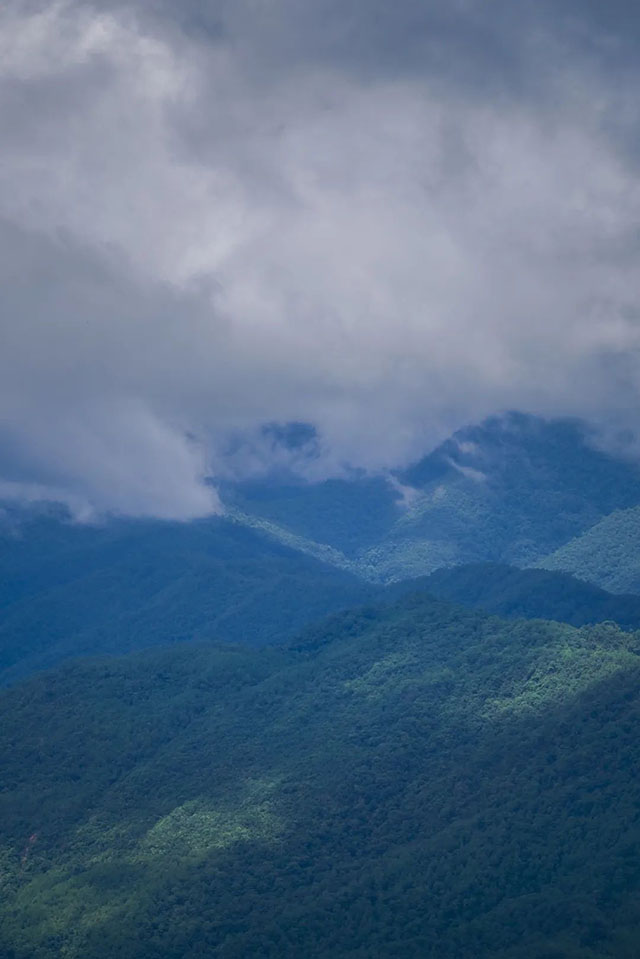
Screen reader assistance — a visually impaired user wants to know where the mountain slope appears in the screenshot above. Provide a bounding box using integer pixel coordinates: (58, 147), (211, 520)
(538, 506), (640, 595)
(227, 414), (640, 582)
(1, 595), (640, 957)
(222, 473), (401, 558)
(0, 509), (374, 685)
(416, 562), (640, 628)
(3, 412), (640, 686)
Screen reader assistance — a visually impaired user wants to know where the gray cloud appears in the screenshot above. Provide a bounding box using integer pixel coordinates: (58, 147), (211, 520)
(1, 0), (640, 518)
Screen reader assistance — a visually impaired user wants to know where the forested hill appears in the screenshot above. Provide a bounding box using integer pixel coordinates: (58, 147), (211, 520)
(3, 412), (640, 686)
(2, 593), (640, 958)
(538, 505), (640, 595)
(414, 563), (640, 629)
(224, 413), (640, 581)
(0, 509), (374, 685)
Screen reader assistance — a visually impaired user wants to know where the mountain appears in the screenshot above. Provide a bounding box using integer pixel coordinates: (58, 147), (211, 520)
(225, 413), (640, 582)
(416, 562), (640, 628)
(538, 506), (640, 595)
(1, 593), (640, 957)
(2, 412), (640, 688)
(0, 508), (374, 685)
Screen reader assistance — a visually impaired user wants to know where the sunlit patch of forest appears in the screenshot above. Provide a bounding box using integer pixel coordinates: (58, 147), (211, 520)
(1, 594), (640, 957)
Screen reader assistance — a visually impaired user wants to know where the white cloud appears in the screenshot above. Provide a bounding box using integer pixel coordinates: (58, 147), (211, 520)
(0, 0), (639, 517)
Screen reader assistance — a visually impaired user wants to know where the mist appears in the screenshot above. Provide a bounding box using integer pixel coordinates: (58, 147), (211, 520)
(2, 0), (640, 518)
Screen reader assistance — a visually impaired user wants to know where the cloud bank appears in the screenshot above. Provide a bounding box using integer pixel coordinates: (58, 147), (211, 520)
(1, 0), (640, 517)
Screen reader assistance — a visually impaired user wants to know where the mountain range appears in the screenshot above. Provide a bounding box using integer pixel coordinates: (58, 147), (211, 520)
(2, 411), (640, 957)
(2, 412), (640, 684)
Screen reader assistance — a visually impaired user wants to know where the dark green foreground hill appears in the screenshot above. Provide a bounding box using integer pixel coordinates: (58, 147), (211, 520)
(2, 594), (640, 958)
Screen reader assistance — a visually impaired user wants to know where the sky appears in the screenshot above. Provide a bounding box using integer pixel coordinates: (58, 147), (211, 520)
(1, 0), (640, 518)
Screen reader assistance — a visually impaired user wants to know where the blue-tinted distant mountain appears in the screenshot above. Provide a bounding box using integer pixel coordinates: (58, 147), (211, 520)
(0, 508), (374, 685)
(227, 413), (640, 582)
(413, 562), (640, 628)
(222, 473), (401, 556)
(538, 505), (640, 595)
(2, 412), (640, 684)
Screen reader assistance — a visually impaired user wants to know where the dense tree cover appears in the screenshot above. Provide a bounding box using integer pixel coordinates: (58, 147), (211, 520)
(539, 506), (640, 595)
(3, 412), (640, 687)
(0, 508), (374, 684)
(225, 414), (640, 582)
(3, 413), (640, 956)
(5, 505), (639, 692)
(416, 562), (640, 628)
(221, 474), (401, 558)
(1, 594), (640, 957)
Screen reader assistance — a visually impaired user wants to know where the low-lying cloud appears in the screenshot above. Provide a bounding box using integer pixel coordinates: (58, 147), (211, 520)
(1, 0), (640, 518)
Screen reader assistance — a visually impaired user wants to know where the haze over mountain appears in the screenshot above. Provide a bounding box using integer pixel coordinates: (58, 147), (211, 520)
(2, 0), (640, 518)
(226, 413), (640, 582)
(0, 506), (376, 685)
(3, 1), (640, 957)
(3, 412), (640, 686)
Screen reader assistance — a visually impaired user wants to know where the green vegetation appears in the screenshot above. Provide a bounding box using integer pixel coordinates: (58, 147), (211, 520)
(221, 474), (401, 557)
(538, 506), (640, 595)
(228, 414), (640, 582)
(3, 414), (640, 956)
(1, 594), (640, 957)
(416, 562), (640, 628)
(3, 414), (640, 687)
(0, 510), (374, 684)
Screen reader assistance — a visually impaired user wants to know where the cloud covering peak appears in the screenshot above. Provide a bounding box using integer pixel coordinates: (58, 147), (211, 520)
(2, 0), (640, 518)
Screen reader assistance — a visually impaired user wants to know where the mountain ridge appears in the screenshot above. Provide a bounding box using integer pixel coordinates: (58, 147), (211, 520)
(413, 562), (640, 628)
(225, 412), (640, 582)
(3, 412), (640, 684)
(538, 505), (640, 595)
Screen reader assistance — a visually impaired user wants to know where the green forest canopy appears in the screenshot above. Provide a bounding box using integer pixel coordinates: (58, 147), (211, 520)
(1, 592), (640, 958)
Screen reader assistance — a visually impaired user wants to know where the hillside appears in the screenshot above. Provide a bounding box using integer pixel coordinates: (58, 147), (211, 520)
(0, 508), (374, 685)
(2, 413), (640, 687)
(417, 562), (640, 628)
(538, 506), (640, 595)
(226, 414), (640, 582)
(1, 595), (640, 957)
(3, 412), (640, 689)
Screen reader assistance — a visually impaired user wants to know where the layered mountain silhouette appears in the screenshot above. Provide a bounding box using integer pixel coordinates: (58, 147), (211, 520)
(3, 412), (640, 957)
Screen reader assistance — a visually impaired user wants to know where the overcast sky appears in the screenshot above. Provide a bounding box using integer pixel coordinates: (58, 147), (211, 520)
(2, 0), (640, 518)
